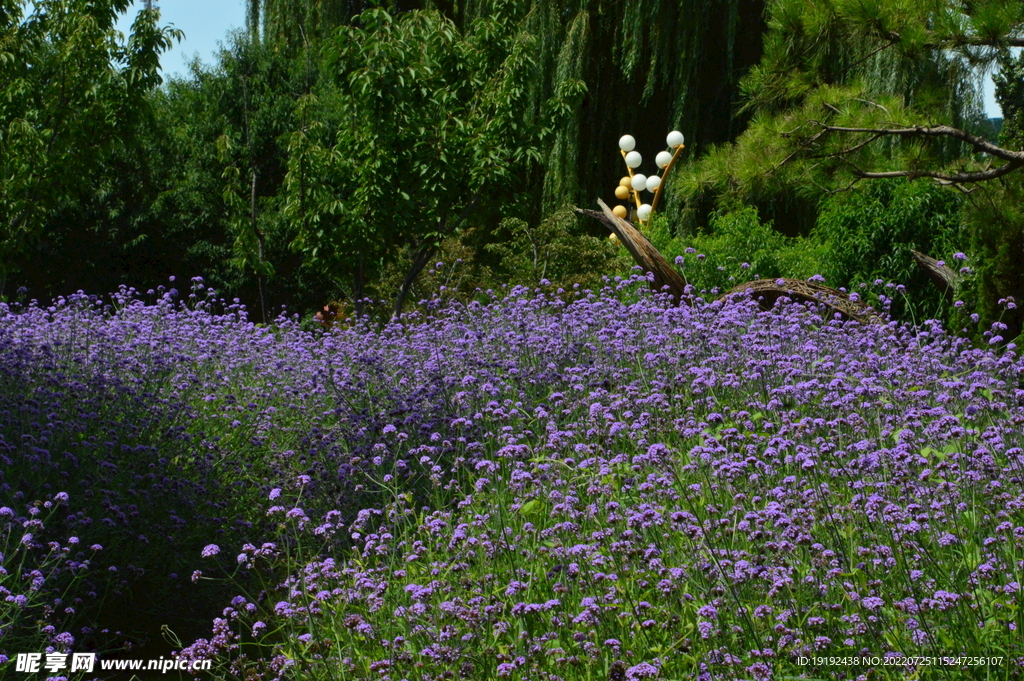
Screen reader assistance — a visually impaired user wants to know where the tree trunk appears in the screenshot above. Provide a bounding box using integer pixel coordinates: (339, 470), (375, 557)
(252, 169), (269, 323)
(392, 244), (436, 320)
(353, 250), (365, 319)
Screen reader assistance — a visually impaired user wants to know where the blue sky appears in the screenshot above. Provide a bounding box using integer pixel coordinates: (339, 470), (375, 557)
(115, 0), (246, 79)
(116, 1), (1008, 117)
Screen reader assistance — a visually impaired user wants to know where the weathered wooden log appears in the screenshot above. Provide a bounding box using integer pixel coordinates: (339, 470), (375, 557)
(579, 198), (881, 323)
(724, 278), (882, 323)
(576, 199), (689, 303)
(910, 249), (958, 300)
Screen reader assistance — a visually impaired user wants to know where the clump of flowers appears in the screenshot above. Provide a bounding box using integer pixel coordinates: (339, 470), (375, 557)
(4, 276), (1024, 680)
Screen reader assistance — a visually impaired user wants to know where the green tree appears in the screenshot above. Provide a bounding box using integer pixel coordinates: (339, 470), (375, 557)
(249, 0), (771, 217)
(285, 7), (560, 318)
(214, 36), (308, 322)
(672, 0), (1013, 223)
(994, 50), (1024, 148)
(0, 0), (180, 294)
(668, 0), (1024, 336)
(110, 36), (324, 320)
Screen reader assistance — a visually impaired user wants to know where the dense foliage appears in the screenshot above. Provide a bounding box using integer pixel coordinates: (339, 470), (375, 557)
(0, 0), (179, 295)
(664, 0), (1024, 340)
(2, 0), (772, 322)
(2, 280), (1023, 678)
(2, 0), (1023, 338)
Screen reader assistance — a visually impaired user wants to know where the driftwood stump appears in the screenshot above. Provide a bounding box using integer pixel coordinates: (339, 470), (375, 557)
(910, 250), (958, 300)
(578, 199), (881, 323)
(577, 199), (689, 303)
(723, 279), (881, 323)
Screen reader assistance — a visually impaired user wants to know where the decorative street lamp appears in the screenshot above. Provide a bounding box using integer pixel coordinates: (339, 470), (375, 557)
(610, 131), (686, 228)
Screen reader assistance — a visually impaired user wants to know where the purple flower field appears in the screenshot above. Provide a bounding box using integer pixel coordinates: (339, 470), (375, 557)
(3, 275), (1024, 680)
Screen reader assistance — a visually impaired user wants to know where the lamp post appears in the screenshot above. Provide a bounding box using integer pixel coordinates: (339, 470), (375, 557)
(610, 131), (686, 229)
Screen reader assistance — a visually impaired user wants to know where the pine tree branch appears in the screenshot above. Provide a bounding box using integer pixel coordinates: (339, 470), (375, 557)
(811, 123), (1024, 163)
(837, 154), (1022, 184)
(879, 29), (1024, 49)
(782, 121), (1024, 185)
(849, 162), (1022, 183)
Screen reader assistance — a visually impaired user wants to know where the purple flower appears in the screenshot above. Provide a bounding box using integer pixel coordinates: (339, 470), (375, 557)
(697, 604), (718, 619)
(11, 271), (1024, 681)
(862, 596), (884, 610)
(201, 544), (220, 558)
(627, 662), (660, 679)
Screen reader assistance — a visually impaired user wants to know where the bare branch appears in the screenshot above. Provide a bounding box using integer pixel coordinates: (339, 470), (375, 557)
(837, 42), (898, 78)
(823, 177), (864, 194)
(852, 161), (1022, 184)
(883, 30), (1024, 49)
(772, 127), (830, 174)
(852, 98), (890, 115)
(816, 124), (1024, 163)
(780, 119), (818, 137)
(834, 132), (884, 156)
(776, 121), (1024, 186)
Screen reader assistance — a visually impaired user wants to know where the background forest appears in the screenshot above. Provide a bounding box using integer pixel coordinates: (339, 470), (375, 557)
(2, 0), (1023, 339)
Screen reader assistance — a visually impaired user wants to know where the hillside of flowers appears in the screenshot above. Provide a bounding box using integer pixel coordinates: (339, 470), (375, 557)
(2, 273), (1024, 680)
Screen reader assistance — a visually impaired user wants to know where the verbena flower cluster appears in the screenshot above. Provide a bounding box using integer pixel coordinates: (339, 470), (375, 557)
(3, 275), (1024, 681)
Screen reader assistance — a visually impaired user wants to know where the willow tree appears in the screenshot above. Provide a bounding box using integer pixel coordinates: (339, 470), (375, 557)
(246, 0), (368, 54)
(446, 0), (768, 216)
